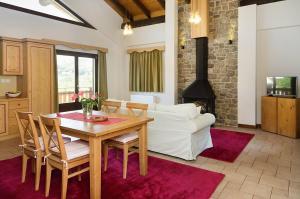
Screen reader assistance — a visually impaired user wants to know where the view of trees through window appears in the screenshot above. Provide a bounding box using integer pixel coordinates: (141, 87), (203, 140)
(57, 52), (97, 104)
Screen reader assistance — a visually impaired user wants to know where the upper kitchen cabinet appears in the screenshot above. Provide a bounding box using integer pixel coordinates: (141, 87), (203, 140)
(0, 38), (24, 75)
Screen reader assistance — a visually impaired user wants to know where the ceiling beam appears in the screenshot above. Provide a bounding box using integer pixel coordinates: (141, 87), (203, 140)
(104, 0), (133, 21)
(121, 16), (165, 29)
(240, 0), (284, 6)
(132, 0), (151, 19)
(157, 0), (165, 9)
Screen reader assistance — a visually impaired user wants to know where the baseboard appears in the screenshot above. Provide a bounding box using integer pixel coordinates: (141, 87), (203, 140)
(238, 124), (258, 129)
(0, 134), (19, 142)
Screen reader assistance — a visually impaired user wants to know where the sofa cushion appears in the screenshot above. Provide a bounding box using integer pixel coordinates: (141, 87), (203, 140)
(156, 103), (198, 119)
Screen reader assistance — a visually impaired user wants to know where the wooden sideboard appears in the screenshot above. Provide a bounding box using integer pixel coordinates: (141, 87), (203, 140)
(261, 96), (300, 138)
(0, 97), (29, 140)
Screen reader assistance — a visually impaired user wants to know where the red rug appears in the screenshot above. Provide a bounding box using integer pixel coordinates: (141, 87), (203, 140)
(200, 128), (255, 162)
(0, 151), (224, 199)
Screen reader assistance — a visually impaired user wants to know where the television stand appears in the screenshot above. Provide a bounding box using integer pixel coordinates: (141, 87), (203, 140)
(261, 96), (300, 138)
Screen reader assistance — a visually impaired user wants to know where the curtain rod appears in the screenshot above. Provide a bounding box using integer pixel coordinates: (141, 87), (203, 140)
(42, 39), (108, 53)
(127, 45), (165, 54)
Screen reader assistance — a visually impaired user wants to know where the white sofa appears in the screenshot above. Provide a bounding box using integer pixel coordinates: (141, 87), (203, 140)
(107, 100), (215, 160)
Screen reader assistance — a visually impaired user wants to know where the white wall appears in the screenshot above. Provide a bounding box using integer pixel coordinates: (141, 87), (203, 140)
(256, 0), (300, 123)
(238, 0), (300, 124)
(0, 0), (126, 99)
(124, 24), (168, 104)
(123, 0), (178, 105)
(237, 5), (257, 125)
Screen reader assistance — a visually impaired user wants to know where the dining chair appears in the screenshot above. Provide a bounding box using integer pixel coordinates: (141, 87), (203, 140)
(103, 102), (148, 179)
(101, 100), (122, 113)
(38, 115), (90, 199)
(16, 111), (44, 191)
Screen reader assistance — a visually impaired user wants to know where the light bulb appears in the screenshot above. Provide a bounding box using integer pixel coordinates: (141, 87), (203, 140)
(189, 13), (195, 23)
(123, 23), (133, 35)
(193, 13), (201, 24)
(189, 12), (202, 24)
(39, 0), (53, 6)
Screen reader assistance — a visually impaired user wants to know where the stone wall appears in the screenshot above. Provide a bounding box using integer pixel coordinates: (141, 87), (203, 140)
(177, 0), (238, 126)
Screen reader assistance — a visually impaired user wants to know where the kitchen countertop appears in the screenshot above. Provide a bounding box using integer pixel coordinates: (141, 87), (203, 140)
(0, 96), (28, 101)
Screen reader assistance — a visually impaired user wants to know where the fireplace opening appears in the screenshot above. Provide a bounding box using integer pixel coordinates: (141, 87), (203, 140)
(182, 37), (216, 116)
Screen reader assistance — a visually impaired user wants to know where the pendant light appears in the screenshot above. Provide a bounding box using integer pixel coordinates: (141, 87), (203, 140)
(123, 23), (133, 36)
(189, 12), (201, 24)
(189, 0), (201, 24)
(39, 0), (53, 6)
(123, 0), (133, 36)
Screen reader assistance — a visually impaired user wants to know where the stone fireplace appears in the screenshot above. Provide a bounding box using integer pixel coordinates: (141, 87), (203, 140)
(182, 37), (216, 116)
(178, 0), (238, 126)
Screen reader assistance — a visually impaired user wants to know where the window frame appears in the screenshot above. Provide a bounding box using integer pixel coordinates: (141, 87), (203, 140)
(56, 49), (98, 112)
(0, 0), (96, 29)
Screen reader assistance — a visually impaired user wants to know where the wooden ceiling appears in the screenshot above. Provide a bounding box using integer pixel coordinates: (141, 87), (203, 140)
(239, 0), (284, 6)
(104, 0), (165, 28)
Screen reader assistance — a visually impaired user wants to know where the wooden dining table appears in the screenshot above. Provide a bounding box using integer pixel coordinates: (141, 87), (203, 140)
(40, 110), (154, 199)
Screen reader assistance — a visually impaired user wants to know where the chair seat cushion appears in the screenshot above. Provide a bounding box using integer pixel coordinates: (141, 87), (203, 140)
(27, 135), (72, 151)
(51, 140), (89, 160)
(112, 132), (138, 143)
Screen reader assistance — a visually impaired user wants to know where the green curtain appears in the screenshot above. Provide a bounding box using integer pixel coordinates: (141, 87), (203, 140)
(53, 47), (59, 112)
(129, 50), (163, 92)
(98, 51), (108, 99)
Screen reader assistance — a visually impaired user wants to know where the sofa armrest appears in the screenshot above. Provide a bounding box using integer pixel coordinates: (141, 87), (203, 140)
(192, 113), (215, 131)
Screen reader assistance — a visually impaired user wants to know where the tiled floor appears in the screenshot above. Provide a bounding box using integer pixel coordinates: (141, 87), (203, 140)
(0, 127), (299, 199)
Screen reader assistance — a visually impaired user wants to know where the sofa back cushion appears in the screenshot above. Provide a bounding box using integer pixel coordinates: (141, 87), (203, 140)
(156, 103), (198, 119)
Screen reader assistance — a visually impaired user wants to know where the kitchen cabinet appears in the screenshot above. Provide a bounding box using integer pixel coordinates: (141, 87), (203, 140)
(0, 38), (24, 75)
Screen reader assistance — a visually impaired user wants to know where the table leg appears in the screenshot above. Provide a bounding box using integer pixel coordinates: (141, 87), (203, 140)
(138, 124), (148, 176)
(89, 137), (101, 199)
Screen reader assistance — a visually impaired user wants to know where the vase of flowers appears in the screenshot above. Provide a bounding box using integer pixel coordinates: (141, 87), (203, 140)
(71, 91), (105, 119)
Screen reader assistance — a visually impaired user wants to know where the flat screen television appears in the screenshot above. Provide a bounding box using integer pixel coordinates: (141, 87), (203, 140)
(267, 76), (297, 97)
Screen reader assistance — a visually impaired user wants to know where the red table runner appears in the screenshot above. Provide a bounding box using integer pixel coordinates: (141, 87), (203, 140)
(57, 112), (126, 125)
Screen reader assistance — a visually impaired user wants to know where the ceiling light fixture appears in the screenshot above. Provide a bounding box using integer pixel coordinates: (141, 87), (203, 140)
(123, 23), (133, 36)
(189, 12), (201, 24)
(39, 0), (53, 6)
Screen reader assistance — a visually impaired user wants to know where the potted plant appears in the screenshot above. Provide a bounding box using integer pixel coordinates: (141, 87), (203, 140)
(71, 91), (105, 119)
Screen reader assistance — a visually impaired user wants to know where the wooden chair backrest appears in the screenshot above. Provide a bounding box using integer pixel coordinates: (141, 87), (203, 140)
(102, 101), (121, 114)
(38, 115), (67, 161)
(126, 102), (148, 117)
(16, 111), (41, 150)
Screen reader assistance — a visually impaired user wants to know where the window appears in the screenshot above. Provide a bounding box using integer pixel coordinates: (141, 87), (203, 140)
(0, 0), (95, 29)
(56, 50), (98, 112)
(129, 50), (164, 92)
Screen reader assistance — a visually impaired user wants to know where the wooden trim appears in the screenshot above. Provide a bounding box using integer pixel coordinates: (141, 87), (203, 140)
(0, 102), (8, 136)
(191, 0), (209, 38)
(133, 0), (151, 19)
(238, 124), (258, 129)
(22, 38), (54, 45)
(0, 133), (19, 141)
(121, 16), (165, 29)
(104, 0), (134, 21)
(0, 37), (23, 42)
(0, 1), (95, 29)
(127, 45), (165, 53)
(157, 0), (165, 9)
(239, 0), (285, 7)
(42, 39), (108, 53)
